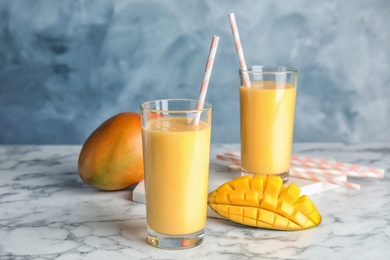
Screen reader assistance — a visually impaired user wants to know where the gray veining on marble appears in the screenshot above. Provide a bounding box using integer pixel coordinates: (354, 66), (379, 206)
(0, 1), (389, 145)
(0, 144), (389, 259)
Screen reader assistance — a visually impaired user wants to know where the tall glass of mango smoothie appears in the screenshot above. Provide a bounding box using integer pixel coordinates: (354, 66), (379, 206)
(239, 65), (298, 182)
(140, 99), (212, 249)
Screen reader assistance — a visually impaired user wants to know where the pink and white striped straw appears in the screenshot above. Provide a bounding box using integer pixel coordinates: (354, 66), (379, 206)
(292, 166), (380, 179)
(193, 35), (219, 125)
(216, 154), (241, 167)
(223, 151), (384, 178)
(291, 155), (384, 178)
(228, 13), (251, 87)
(290, 169), (361, 190)
(216, 154), (361, 190)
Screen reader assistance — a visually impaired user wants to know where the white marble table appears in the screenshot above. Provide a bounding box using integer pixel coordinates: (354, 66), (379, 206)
(0, 143), (389, 259)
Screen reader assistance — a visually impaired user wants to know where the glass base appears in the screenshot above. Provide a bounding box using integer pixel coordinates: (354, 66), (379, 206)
(147, 226), (205, 250)
(241, 169), (289, 183)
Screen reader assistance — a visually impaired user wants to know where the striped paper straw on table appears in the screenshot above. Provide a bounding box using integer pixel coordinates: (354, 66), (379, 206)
(291, 165), (383, 179)
(216, 154), (362, 190)
(290, 169), (361, 190)
(228, 13), (251, 87)
(216, 154), (241, 168)
(290, 155), (384, 178)
(223, 151), (384, 178)
(193, 35), (219, 125)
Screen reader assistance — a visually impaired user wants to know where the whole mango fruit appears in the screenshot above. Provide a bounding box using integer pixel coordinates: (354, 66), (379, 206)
(78, 112), (144, 191)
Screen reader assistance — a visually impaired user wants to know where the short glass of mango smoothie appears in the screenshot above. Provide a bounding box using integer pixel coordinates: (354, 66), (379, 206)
(239, 65), (298, 183)
(140, 99), (212, 249)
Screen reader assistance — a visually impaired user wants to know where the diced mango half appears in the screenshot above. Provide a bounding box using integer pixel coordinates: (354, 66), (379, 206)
(208, 174), (322, 231)
(260, 176), (283, 211)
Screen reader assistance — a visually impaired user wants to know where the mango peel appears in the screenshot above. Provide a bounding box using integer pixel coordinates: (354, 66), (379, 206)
(208, 175), (322, 231)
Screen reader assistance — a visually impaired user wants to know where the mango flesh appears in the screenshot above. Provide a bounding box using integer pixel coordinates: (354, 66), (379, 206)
(78, 112), (144, 191)
(208, 175), (322, 230)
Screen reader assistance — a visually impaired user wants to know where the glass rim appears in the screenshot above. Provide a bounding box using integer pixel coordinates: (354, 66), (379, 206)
(140, 98), (212, 113)
(239, 65), (298, 74)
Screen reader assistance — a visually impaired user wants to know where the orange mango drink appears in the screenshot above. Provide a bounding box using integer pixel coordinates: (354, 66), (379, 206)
(142, 117), (211, 236)
(240, 81), (296, 179)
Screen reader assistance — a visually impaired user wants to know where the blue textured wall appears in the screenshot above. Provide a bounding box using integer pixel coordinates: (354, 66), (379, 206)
(0, 0), (389, 144)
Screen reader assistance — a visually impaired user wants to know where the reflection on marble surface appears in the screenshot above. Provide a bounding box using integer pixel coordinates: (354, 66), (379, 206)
(0, 144), (389, 259)
(0, 1), (389, 144)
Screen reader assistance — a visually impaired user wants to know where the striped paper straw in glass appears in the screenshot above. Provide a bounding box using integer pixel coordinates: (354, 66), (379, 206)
(193, 35), (219, 125)
(228, 13), (251, 87)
